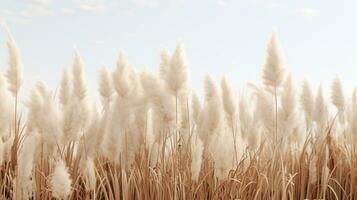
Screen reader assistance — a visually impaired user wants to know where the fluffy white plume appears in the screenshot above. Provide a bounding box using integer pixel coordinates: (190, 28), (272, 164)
(34, 81), (62, 155)
(204, 75), (219, 101)
(61, 98), (84, 145)
(105, 60), (141, 165)
(221, 76), (238, 125)
(59, 68), (72, 107)
(239, 91), (259, 149)
(26, 85), (44, 133)
(159, 47), (170, 80)
(78, 115), (100, 158)
(165, 42), (190, 95)
(262, 32), (286, 91)
(0, 73), (12, 139)
(211, 131), (234, 181)
(301, 80), (314, 129)
(50, 160), (72, 199)
(16, 133), (39, 199)
(198, 75), (222, 146)
(280, 74), (302, 145)
(72, 49), (88, 100)
(253, 86), (275, 136)
(112, 50), (135, 98)
(5, 29), (23, 97)
(191, 91), (201, 126)
(349, 88), (357, 141)
(331, 76), (345, 113)
(313, 85), (328, 136)
(70, 50), (92, 130)
(99, 66), (114, 106)
(191, 137), (203, 181)
(140, 71), (175, 131)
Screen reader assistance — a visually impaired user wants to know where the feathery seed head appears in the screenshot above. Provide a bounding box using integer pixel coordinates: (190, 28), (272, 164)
(99, 66), (114, 104)
(331, 75), (345, 111)
(221, 76), (238, 122)
(159, 47), (171, 80)
(50, 160), (72, 199)
(165, 42), (190, 95)
(60, 68), (72, 107)
(262, 32), (286, 91)
(5, 29), (23, 97)
(72, 49), (87, 100)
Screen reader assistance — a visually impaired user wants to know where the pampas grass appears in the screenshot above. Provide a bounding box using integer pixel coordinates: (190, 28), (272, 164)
(301, 79), (314, 130)
(5, 29), (23, 98)
(2, 31), (357, 200)
(59, 68), (71, 107)
(50, 160), (72, 199)
(99, 66), (114, 107)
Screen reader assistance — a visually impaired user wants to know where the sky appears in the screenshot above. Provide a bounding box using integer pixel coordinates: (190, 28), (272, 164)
(0, 0), (357, 99)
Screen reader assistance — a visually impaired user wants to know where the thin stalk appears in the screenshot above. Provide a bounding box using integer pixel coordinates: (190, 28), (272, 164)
(274, 86), (278, 144)
(186, 97), (191, 146)
(175, 94), (178, 150)
(231, 119), (238, 166)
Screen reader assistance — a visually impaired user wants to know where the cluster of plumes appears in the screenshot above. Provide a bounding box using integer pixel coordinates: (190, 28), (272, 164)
(0, 30), (354, 199)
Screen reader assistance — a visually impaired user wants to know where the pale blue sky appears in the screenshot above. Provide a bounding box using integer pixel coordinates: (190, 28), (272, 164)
(0, 0), (357, 98)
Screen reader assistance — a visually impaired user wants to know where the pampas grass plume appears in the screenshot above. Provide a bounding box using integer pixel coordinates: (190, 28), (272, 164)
(262, 32), (286, 90)
(301, 79), (314, 128)
(313, 85), (328, 128)
(59, 68), (71, 107)
(5, 28), (23, 97)
(331, 76), (345, 111)
(191, 91), (201, 125)
(191, 137), (203, 181)
(50, 160), (72, 199)
(221, 76), (237, 123)
(159, 47), (170, 80)
(99, 66), (114, 105)
(165, 42), (190, 95)
(72, 49), (87, 100)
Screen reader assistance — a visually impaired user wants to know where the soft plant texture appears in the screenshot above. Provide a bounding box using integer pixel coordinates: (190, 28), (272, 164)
(0, 31), (356, 200)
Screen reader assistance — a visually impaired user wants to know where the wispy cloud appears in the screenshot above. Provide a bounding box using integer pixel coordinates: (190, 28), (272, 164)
(293, 8), (320, 18)
(20, 6), (56, 17)
(60, 8), (75, 16)
(131, 0), (159, 6)
(79, 3), (107, 13)
(216, 0), (227, 6)
(29, 0), (53, 6)
(0, 9), (32, 25)
(0, 6), (56, 26)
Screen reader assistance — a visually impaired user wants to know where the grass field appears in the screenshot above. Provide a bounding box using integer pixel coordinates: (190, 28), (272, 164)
(0, 30), (356, 200)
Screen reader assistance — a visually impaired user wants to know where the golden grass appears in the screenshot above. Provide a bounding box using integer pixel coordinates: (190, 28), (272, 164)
(1, 124), (357, 200)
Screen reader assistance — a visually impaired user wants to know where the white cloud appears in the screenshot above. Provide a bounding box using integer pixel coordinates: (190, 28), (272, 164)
(79, 3), (107, 13)
(216, 0), (227, 6)
(28, 0), (53, 6)
(20, 7), (56, 17)
(0, 7), (56, 20)
(60, 8), (75, 16)
(0, 10), (31, 25)
(294, 8), (320, 18)
(131, 0), (159, 6)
